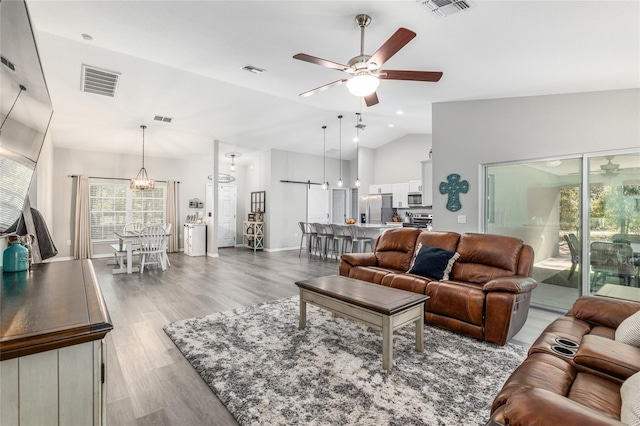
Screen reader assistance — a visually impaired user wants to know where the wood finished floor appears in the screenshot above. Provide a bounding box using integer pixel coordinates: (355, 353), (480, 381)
(95, 248), (559, 426)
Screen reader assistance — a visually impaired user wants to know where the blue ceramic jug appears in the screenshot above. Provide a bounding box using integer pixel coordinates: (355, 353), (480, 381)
(3, 241), (29, 272)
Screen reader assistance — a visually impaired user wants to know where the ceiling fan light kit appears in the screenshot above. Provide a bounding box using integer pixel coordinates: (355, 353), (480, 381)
(346, 73), (379, 97)
(293, 14), (442, 106)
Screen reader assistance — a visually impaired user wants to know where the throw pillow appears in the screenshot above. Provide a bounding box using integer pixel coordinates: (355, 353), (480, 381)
(408, 243), (459, 281)
(615, 310), (640, 348)
(621, 371), (640, 425)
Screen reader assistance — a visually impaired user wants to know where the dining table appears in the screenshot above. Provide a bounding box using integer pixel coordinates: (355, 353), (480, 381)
(113, 230), (141, 274)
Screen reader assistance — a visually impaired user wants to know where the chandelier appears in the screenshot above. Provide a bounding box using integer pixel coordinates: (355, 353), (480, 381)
(130, 125), (155, 190)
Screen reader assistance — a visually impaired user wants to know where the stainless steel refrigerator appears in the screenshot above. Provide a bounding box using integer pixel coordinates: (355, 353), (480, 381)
(359, 194), (393, 224)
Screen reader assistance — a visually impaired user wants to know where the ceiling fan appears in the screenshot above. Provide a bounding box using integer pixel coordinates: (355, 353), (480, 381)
(600, 156), (621, 176)
(293, 14), (443, 107)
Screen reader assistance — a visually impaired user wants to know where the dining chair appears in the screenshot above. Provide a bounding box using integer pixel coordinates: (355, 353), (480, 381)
(590, 241), (638, 287)
(163, 223), (172, 266)
(331, 224), (352, 260)
(298, 222), (316, 258)
(563, 233), (579, 280)
(349, 225), (374, 253)
(123, 222), (144, 233)
(136, 225), (168, 273)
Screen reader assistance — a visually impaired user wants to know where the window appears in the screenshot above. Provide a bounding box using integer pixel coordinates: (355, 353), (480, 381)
(0, 152), (35, 232)
(90, 182), (165, 241)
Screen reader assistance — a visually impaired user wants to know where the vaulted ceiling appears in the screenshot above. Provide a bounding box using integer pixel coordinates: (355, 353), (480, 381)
(19, 1), (640, 164)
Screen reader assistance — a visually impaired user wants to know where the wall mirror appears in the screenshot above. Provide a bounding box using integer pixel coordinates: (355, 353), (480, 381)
(251, 191), (265, 213)
(0, 0), (53, 233)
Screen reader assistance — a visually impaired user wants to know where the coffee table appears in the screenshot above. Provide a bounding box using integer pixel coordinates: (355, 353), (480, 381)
(295, 275), (429, 371)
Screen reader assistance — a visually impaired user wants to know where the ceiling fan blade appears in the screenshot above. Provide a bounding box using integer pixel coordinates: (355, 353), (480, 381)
(293, 53), (349, 72)
(381, 70), (443, 82)
(367, 28), (416, 68)
(364, 92), (379, 107)
(299, 79), (348, 97)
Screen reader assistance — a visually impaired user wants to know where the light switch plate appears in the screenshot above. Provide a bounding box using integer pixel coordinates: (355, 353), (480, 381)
(457, 215), (466, 224)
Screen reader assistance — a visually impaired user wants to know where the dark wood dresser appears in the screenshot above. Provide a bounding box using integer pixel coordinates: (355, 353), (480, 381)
(1, 259), (113, 425)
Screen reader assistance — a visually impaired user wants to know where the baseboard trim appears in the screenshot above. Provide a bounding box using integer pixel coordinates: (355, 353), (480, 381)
(207, 252), (220, 258)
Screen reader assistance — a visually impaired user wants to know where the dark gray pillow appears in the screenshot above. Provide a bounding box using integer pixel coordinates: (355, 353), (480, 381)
(408, 243), (460, 281)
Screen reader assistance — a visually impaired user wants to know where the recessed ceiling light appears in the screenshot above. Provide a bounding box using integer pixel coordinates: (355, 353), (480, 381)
(396, 110), (403, 115)
(388, 124), (395, 128)
(81, 33), (93, 41)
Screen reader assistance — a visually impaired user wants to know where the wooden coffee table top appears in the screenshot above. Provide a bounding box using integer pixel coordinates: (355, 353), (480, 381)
(295, 275), (429, 316)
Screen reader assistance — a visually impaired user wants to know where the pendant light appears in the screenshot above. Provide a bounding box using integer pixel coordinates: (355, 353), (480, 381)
(130, 125), (155, 190)
(337, 115), (343, 188)
(354, 112), (361, 188)
(226, 152), (241, 173)
(321, 126), (329, 190)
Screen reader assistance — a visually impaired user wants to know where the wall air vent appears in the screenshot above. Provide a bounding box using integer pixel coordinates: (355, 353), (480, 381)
(241, 65), (266, 74)
(416, 0), (475, 18)
(1, 55), (16, 72)
(153, 115), (173, 123)
(81, 64), (120, 97)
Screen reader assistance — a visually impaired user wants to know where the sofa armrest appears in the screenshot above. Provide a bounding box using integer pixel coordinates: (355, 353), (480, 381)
(502, 388), (625, 426)
(574, 334), (640, 380)
(483, 276), (537, 294)
(570, 296), (640, 329)
(340, 253), (377, 267)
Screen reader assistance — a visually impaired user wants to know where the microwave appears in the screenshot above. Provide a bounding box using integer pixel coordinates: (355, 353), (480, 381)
(408, 193), (422, 206)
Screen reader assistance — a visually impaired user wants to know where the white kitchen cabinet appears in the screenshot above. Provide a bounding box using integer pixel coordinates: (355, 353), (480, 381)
(369, 184), (393, 195)
(409, 179), (423, 193)
(422, 160), (433, 206)
(392, 182), (409, 208)
(184, 223), (207, 256)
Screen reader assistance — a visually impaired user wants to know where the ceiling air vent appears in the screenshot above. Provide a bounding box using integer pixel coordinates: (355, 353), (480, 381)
(416, 0), (475, 18)
(81, 64), (120, 97)
(153, 115), (173, 123)
(1, 55), (16, 72)
(241, 65), (266, 74)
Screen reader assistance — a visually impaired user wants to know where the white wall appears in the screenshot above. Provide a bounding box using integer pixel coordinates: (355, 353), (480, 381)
(373, 134), (431, 184)
(51, 147), (213, 258)
(432, 89), (640, 232)
(266, 149), (350, 250)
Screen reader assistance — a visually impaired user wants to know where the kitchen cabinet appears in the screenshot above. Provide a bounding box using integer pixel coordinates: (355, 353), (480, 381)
(243, 221), (264, 252)
(369, 184), (393, 195)
(184, 223), (207, 256)
(1, 260), (112, 426)
(409, 179), (423, 193)
(392, 182), (409, 208)
(422, 160), (433, 206)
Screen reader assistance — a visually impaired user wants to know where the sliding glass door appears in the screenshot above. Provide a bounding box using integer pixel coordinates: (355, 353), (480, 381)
(485, 158), (582, 310)
(485, 151), (640, 310)
(588, 153), (640, 293)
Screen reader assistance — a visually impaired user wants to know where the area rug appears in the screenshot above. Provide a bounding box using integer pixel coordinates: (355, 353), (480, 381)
(163, 296), (528, 426)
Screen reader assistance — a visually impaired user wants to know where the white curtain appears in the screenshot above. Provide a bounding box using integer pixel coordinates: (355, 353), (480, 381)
(73, 175), (92, 259)
(166, 180), (179, 253)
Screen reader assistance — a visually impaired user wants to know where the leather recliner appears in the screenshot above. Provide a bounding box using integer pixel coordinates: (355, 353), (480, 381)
(339, 228), (538, 346)
(489, 296), (640, 425)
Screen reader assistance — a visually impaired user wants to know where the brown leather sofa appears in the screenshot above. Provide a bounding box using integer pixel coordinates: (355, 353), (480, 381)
(489, 295), (640, 425)
(339, 228), (538, 346)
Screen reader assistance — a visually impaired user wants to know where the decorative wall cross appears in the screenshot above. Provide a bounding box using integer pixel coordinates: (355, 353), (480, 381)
(439, 174), (469, 212)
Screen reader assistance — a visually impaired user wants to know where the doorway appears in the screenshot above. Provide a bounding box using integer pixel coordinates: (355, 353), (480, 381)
(206, 183), (237, 248)
(307, 186), (329, 224)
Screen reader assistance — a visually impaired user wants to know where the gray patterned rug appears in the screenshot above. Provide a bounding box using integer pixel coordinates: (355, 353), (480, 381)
(163, 296), (527, 426)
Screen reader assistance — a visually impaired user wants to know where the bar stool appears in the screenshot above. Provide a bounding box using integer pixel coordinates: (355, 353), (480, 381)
(349, 225), (374, 253)
(298, 222), (317, 257)
(331, 224), (352, 260)
(313, 223), (333, 260)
